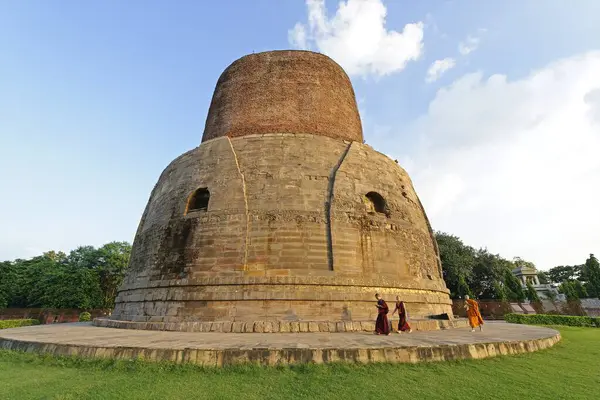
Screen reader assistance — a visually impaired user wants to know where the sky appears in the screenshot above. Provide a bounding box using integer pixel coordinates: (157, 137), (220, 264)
(1, 0), (599, 270)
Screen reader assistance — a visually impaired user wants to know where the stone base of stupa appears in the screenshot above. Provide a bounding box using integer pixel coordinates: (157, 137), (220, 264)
(0, 322), (560, 367)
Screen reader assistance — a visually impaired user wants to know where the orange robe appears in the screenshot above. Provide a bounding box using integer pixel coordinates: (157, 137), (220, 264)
(466, 299), (484, 328)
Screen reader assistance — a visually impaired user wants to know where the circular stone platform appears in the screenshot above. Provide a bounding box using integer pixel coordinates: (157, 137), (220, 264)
(0, 322), (560, 367)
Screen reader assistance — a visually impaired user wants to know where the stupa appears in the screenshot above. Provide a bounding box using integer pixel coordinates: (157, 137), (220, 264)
(100, 50), (454, 332)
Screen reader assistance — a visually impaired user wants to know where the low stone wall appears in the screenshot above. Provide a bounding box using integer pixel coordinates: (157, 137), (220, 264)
(580, 299), (600, 317)
(452, 299), (600, 319)
(94, 317), (469, 333)
(452, 300), (512, 320)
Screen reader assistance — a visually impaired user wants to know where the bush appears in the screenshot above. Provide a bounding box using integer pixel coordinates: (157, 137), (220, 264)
(0, 319), (41, 329)
(504, 313), (600, 327)
(78, 312), (92, 322)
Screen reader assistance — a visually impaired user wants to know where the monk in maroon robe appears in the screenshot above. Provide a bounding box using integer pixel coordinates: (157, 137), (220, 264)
(391, 296), (412, 333)
(374, 293), (391, 335)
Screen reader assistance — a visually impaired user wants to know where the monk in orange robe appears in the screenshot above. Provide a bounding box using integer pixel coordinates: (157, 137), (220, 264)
(464, 295), (484, 332)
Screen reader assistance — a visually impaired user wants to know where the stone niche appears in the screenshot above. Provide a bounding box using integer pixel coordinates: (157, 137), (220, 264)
(101, 50), (454, 333)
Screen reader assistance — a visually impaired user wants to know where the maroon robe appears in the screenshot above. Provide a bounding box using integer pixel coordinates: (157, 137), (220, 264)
(375, 299), (390, 334)
(394, 301), (411, 332)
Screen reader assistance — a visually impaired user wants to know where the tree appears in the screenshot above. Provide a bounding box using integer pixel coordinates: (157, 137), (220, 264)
(19, 255), (62, 308)
(471, 249), (502, 299)
(43, 250), (67, 263)
(573, 280), (588, 298)
(469, 250), (519, 301)
(559, 281), (579, 301)
(67, 246), (99, 269)
(537, 271), (550, 284)
(503, 267), (526, 302)
(580, 254), (600, 298)
(526, 282), (540, 302)
(435, 232), (475, 299)
(513, 257), (536, 270)
(1, 259), (31, 308)
(95, 242), (131, 309)
(40, 262), (102, 309)
(547, 265), (581, 283)
(436, 235), (529, 302)
(493, 281), (508, 302)
(0, 243), (131, 311)
(0, 261), (13, 308)
(456, 276), (473, 299)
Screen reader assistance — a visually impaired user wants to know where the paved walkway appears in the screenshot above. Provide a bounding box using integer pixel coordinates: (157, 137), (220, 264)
(0, 322), (560, 366)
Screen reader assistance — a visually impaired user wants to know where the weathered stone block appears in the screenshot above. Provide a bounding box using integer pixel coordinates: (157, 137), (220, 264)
(290, 322), (300, 333)
(201, 322), (212, 332)
(232, 322), (244, 333)
(253, 321), (265, 333)
(279, 322), (291, 333)
(263, 321), (273, 333)
(299, 322), (309, 333)
(221, 322), (233, 333)
(318, 322), (329, 332)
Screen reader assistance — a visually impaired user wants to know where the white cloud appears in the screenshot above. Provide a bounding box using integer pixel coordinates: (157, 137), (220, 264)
(425, 57), (456, 83)
(458, 35), (480, 55)
(395, 51), (600, 270)
(288, 23), (308, 49)
(288, 0), (424, 77)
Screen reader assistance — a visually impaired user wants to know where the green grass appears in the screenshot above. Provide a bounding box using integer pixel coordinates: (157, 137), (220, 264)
(0, 326), (598, 400)
(0, 319), (40, 329)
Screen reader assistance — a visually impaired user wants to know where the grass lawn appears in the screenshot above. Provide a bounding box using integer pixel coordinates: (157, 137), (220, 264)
(0, 326), (598, 400)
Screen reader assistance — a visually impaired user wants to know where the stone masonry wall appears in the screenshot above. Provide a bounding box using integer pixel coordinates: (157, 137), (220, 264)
(331, 143), (443, 282)
(112, 134), (452, 325)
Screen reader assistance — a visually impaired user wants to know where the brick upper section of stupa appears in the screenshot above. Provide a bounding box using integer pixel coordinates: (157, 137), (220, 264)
(201, 50), (364, 143)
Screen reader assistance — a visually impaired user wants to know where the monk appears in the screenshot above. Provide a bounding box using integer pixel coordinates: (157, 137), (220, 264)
(464, 295), (484, 332)
(374, 293), (391, 335)
(391, 296), (412, 333)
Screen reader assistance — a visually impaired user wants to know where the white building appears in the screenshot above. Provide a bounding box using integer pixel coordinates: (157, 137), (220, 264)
(512, 265), (564, 301)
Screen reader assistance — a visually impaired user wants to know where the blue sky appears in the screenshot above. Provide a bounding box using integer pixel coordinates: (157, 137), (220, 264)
(1, 1), (599, 270)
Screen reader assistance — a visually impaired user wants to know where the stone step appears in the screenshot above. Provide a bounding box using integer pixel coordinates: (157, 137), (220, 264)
(93, 317), (470, 333)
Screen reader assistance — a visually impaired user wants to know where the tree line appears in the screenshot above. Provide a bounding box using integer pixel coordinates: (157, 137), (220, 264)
(436, 232), (600, 301)
(1, 233), (599, 310)
(0, 242), (131, 310)
(543, 261), (600, 300)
